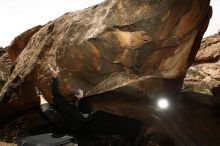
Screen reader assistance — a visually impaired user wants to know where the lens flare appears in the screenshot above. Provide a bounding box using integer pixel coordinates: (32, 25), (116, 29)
(157, 98), (169, 109)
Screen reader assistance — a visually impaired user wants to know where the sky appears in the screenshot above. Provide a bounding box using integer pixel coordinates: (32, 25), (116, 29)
(205, 0), (220, 37)
(0, 0), (219, 47)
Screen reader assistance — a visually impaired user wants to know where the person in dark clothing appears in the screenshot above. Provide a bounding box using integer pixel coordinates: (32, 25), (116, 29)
(36, 65), (145, 146)
(37, 65), (93, 134)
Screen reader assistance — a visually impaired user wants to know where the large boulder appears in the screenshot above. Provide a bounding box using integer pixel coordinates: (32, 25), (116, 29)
(183, 31), (220, 98)
(0, 0), (211, 117)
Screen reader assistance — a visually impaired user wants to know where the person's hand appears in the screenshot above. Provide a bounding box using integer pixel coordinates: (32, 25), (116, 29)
(35, 87), (48, 105)
(39, 95), (48, 105)
(48, 64), (60, 78)
(75, 88), (84, 99)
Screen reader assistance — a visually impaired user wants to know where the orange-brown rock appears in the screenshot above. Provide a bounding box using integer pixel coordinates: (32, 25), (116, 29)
(183, 31), (220, 98)
(0, 0), (212, 118)
(7, 25), (43, 62)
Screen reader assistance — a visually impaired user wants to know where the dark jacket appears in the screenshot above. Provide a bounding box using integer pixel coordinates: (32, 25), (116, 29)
(41, 78), (91, 133)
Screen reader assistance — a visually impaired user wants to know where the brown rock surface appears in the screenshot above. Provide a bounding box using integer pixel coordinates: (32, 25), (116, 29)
(7, 25), (43, 62)
(183, 31), (220, 98)
(0, 0), (211, 118)
(0, 48), (13, 90)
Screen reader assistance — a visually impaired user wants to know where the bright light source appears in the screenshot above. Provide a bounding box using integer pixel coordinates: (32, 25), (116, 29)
(157, 98), (169, 109)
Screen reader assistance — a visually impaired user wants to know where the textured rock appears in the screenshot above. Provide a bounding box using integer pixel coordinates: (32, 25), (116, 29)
(0, 48), (13, 90)
(0, 47), (3, 51)
(7, 25), (43, 62)
(0, 0), (211, 118)
(183, 31), (220, 98)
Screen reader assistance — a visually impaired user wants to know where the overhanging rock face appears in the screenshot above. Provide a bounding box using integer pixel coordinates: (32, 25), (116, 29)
(0, 0), (211, 116)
